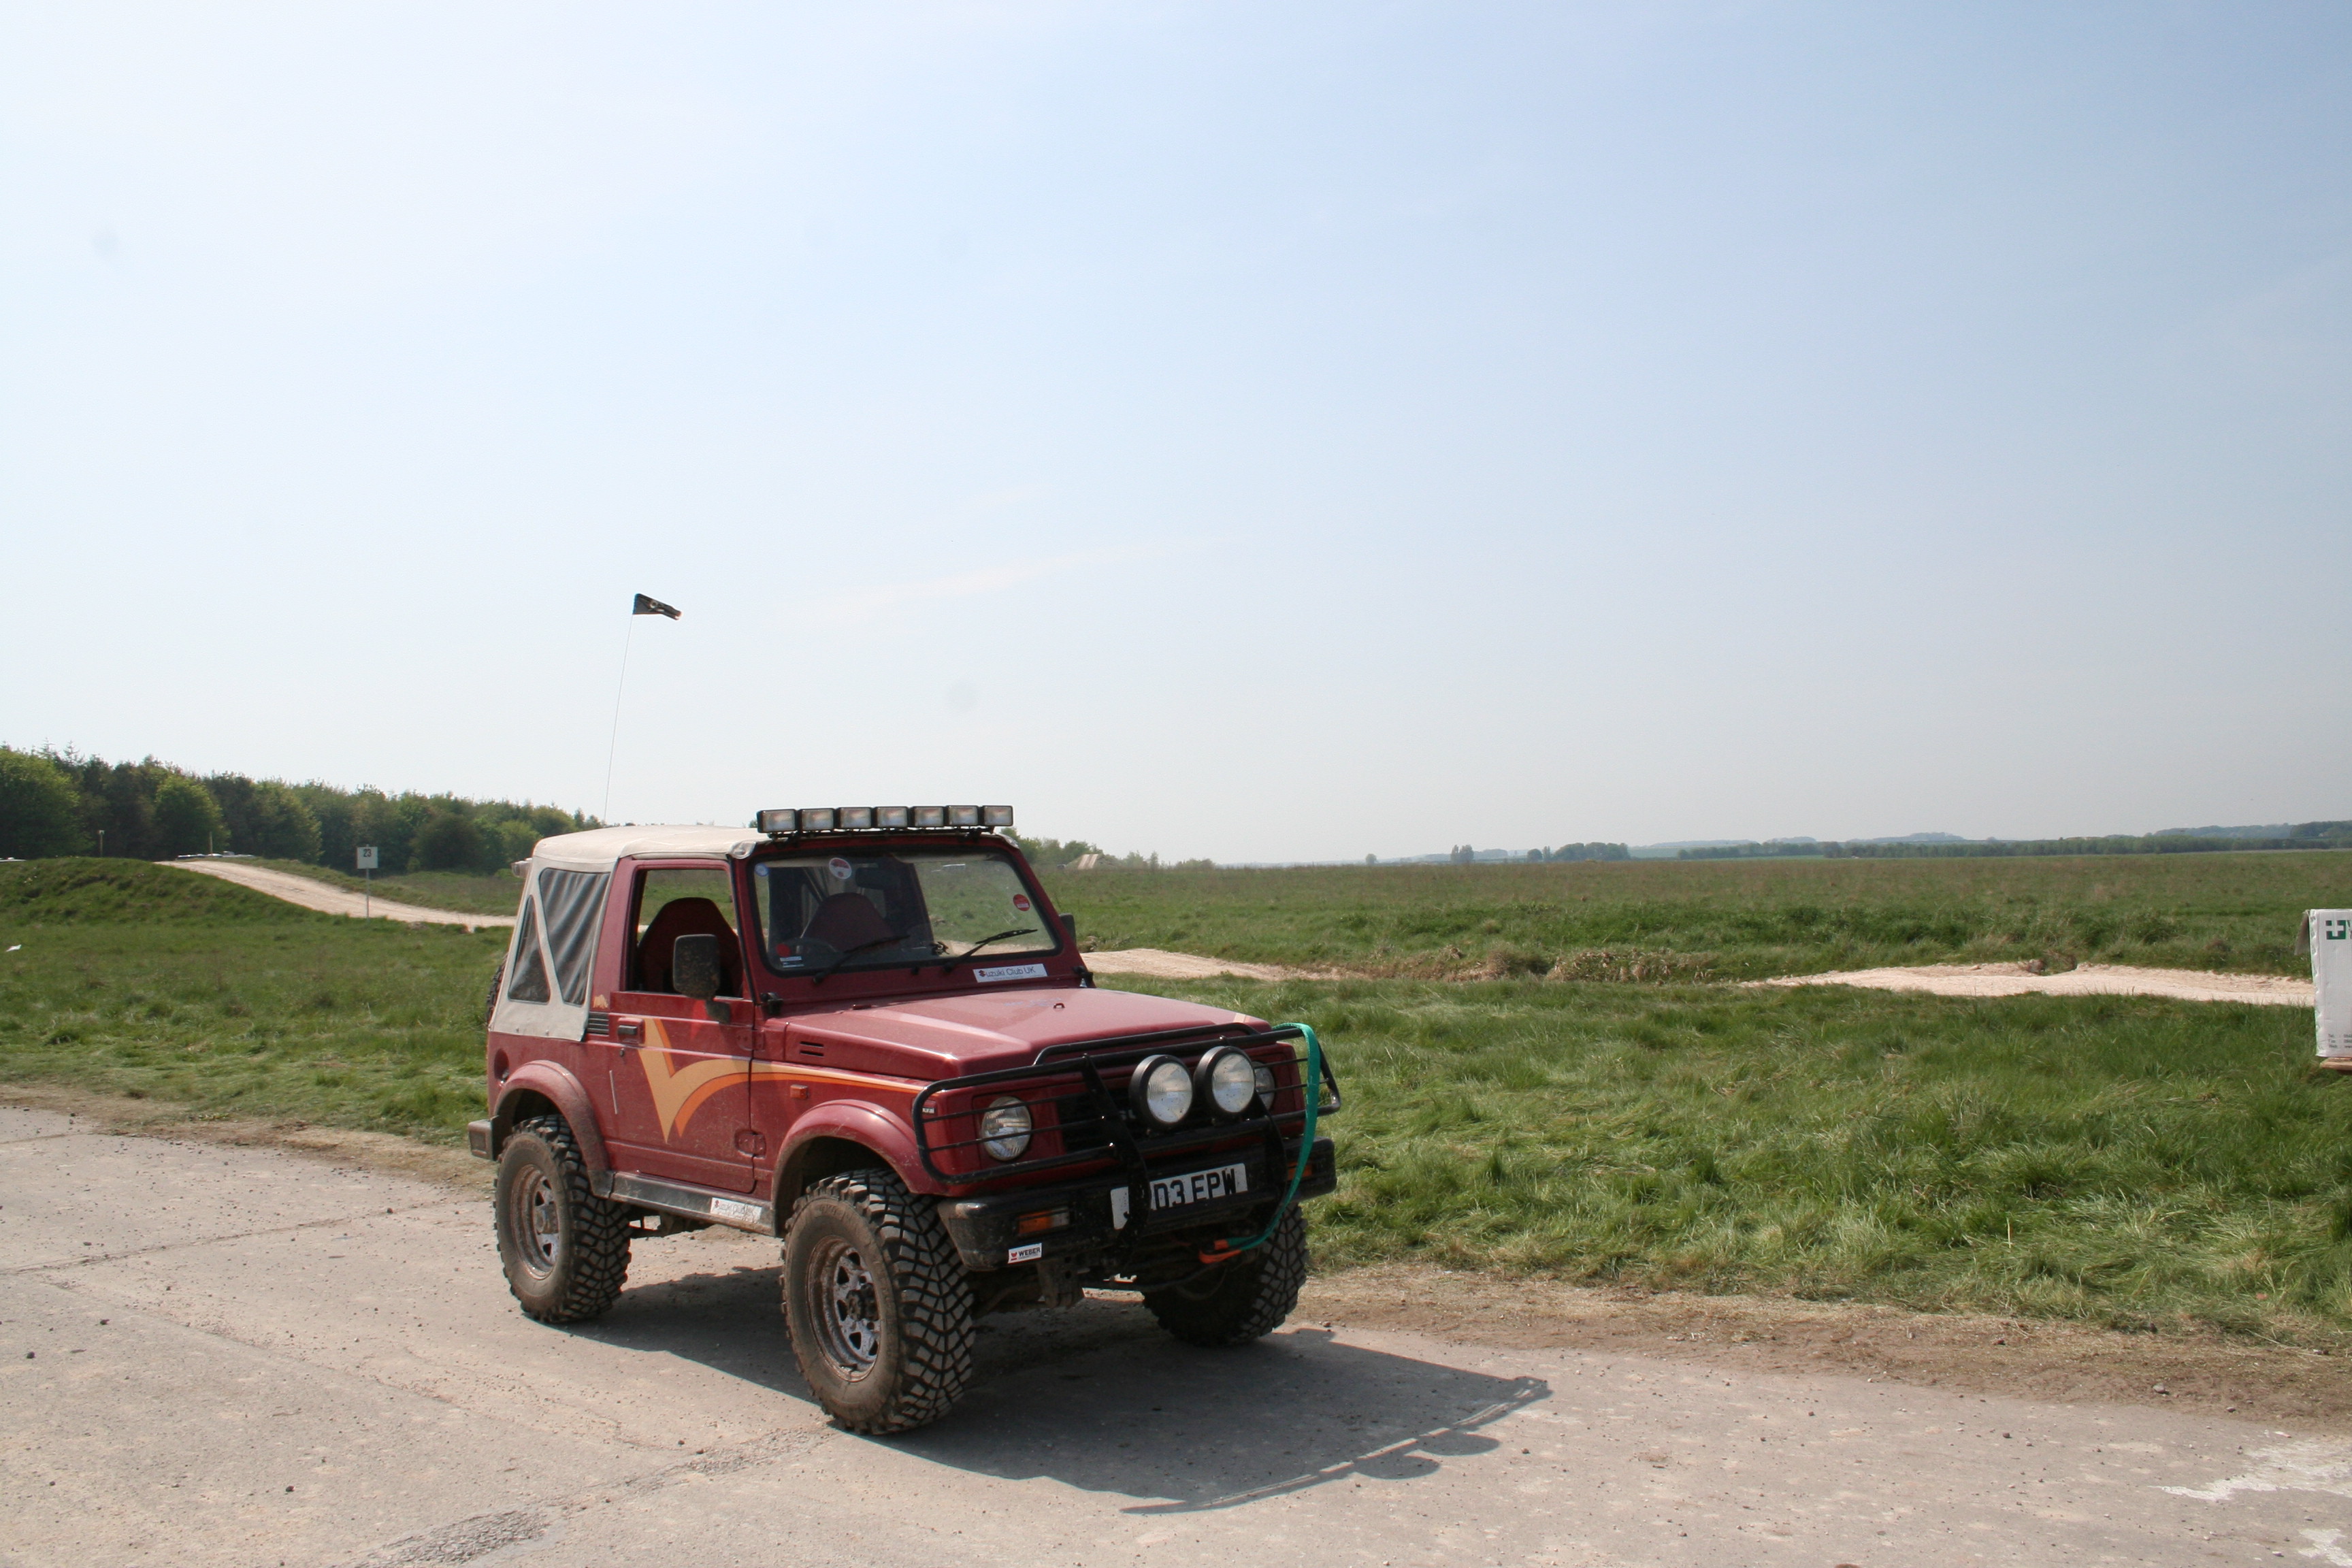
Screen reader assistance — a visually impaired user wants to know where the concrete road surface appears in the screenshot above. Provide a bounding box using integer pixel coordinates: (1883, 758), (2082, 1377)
(3, 1106), (2349, 1568)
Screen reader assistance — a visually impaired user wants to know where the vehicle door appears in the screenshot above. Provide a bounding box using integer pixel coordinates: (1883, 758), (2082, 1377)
(601, 861), (757, 1192)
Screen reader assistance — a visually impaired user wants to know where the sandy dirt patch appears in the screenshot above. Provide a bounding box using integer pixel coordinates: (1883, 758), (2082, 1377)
(165, 858), (514, 930)
(1085, 947), (1311, 981)
(1752, 960), (2313, 1007)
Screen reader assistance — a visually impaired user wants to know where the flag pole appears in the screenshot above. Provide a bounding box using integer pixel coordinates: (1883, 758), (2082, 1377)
(601, 593), (681, 826)
(601, 615), (636, 826)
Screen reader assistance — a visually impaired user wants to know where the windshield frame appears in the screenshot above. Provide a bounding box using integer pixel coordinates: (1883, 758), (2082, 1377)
(748, 836), (1065, 983)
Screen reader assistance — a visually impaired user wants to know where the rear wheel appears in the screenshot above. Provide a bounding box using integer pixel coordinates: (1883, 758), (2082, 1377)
(1144, 1205), (1307, 1347)
(493, 1113), (632, 1323)
(782, 1168), (975, 1434)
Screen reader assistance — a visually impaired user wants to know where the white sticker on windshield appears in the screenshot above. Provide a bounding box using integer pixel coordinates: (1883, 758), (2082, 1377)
(827, 857), (852, 881)
(974, 962), (1047, 984)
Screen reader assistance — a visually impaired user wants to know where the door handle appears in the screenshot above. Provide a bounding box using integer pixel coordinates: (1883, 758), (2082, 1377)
(615, 1019), (642, 1042)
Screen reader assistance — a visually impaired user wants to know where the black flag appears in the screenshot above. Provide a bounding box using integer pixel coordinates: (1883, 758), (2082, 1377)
(632, 593), (681, 619)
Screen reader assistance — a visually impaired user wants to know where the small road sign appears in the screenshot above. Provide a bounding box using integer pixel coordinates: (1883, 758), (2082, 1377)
(357, 847), (378, 917)
(356, 847), (379, 870)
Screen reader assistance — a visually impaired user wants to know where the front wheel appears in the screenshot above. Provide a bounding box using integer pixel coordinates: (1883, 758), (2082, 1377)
(1144, 1205), (1307, 1347)
(493, 1114), (632, 1323)
(782, 1168), (975, 1434)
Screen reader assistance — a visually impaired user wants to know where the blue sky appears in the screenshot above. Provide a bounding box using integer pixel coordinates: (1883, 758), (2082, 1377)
(4, 3), (2347, 861)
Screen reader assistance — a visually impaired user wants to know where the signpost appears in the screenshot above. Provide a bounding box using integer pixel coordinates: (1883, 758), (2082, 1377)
(357, 846), (378, 917)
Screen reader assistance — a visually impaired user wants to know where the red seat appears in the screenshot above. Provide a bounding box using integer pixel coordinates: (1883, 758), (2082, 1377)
(803, 892), (896, 951)
(636, 898), (742, 994)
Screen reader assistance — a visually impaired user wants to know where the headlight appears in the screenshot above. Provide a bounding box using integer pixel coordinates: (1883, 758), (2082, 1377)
(1253, 1060), (1277, 1106)
(979, 1096), (1032, 1161)
(1129, 1055), (1194, 1128)
(1197, 1046), (1258, 1117)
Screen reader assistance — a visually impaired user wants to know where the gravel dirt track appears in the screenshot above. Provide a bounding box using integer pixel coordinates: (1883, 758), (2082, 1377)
(163, 859), (515, 929)
(8, 1094), (2352, 1567)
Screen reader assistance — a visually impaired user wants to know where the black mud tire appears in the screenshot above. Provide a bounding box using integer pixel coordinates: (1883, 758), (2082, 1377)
(494, 1113), (632, 1324)
(782, 1168), (975, 1435)
(1144, 1204), (1307, 1348)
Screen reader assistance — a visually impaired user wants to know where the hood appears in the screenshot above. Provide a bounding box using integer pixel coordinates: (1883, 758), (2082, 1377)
(781, 985), (1263, 1081)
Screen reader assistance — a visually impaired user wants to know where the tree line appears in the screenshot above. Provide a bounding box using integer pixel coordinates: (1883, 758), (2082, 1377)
(1678, 826), (2352, 861)
(0, 747), (595, 874)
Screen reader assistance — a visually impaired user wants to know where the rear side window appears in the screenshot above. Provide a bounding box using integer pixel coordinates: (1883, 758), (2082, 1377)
(537, 868), (609, 1007)
(506, 897), (552, 1004)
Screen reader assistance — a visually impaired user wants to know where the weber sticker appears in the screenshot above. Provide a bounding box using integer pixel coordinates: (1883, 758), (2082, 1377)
(1007, 1242), (1044, 1264)
(708, 1197), (762, 1224)
(974, 962), (1047, 984)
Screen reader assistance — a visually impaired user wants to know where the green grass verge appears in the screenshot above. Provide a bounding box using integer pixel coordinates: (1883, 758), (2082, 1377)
(248, 859), (523, 916)
(1043, 851), (2349, 979)
(1102, 972), (2352, 1341)
(7, 858), (2347, 1343)
(0, 887), (505, 1143)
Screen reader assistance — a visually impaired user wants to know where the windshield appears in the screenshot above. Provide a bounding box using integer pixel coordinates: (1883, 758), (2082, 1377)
(752, 847), (1058, 977)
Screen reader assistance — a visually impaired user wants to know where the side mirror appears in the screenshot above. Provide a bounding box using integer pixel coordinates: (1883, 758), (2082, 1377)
(673, 934), (723, 1001)
(1060, 912), (1078, 941)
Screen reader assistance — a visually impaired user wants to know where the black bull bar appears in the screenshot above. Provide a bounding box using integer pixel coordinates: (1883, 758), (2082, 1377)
(909, 1024), (1342, 1192)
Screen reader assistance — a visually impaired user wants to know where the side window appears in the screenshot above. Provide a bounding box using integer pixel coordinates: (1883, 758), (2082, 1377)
(631, 866), (743, 995)
(537, 868), (609, 1007)
(506, 897), (552, 1004)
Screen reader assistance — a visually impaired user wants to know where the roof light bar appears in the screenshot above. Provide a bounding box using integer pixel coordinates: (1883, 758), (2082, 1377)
(754, 804), (1017, 836)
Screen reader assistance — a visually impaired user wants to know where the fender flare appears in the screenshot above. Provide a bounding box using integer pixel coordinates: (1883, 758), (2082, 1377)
(772, 1100), (931, 1207)
(493, 1062), (611, 1180)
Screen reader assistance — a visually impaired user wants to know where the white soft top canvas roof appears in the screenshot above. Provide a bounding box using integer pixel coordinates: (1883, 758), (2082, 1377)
(529, 825), (765, 872)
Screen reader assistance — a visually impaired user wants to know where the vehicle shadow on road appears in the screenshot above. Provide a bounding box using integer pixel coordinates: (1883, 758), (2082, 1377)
(912, 1309), (1549, 1513)
(570, 1257), (1548, 1513)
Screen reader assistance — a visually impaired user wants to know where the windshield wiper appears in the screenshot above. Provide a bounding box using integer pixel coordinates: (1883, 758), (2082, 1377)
(950, 927), (1038, 961)
(806, 933), (904, 985)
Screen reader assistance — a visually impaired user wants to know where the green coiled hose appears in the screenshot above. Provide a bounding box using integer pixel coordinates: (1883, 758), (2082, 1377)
(1204, 1021), (1325, 1261)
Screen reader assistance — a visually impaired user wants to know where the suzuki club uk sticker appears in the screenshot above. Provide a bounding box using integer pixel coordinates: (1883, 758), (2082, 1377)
(974, 962), (1048, 984)
(827, 857), (853, 882)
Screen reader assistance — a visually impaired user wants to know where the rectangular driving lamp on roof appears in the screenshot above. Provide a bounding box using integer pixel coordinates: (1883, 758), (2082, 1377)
(756, 804), (1015, 834)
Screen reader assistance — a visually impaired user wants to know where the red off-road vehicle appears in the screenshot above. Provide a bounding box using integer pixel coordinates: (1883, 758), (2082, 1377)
(470, 808), (1338, 1433)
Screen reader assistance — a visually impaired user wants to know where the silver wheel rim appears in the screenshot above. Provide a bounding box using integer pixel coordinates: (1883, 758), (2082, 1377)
(516, 1167), (560, 1276)
(809, 1237), (881, 1375)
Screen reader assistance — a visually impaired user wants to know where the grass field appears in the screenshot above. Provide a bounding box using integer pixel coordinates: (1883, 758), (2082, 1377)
(5, 855), (2349, 1343)
(1042, 851), (2350, 979)
(249, 858), (523, 916)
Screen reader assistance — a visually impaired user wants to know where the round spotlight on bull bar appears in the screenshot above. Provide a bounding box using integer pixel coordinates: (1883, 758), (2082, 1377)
(1195, 1045), (1258, 1118)
(1129, 1054), (1194, 1128)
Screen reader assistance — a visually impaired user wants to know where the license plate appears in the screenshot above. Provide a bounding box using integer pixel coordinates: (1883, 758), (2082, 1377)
(1149, 1160), (1249, 1212)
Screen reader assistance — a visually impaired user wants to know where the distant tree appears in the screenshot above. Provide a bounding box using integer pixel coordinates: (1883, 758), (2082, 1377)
(152, 774), (227, 858)
(1365, 853), (1377, 866)
(0, 747), (88, 858)
(412, 807), (483, 872)
(1526, 847), (1544, 862)
(207, 774), (321, 862)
